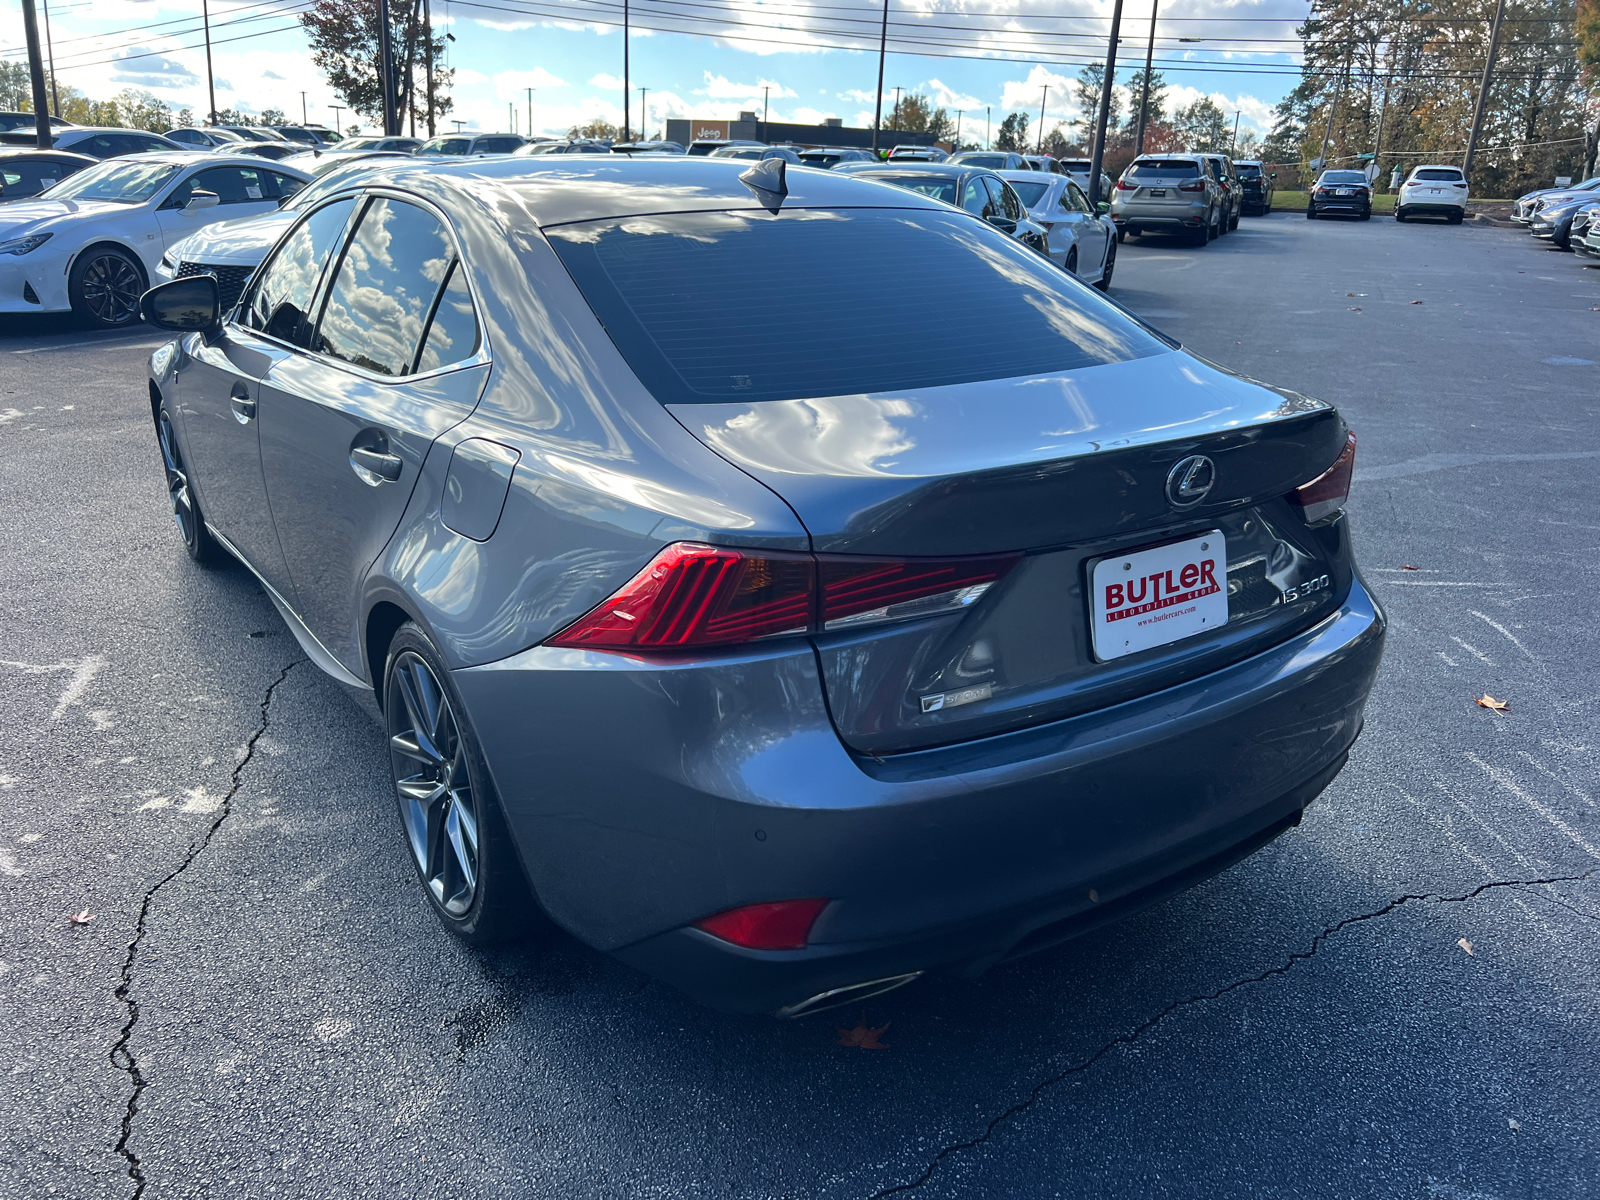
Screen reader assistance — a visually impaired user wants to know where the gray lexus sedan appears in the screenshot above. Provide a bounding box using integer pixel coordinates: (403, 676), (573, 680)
(140, 156), (1384, 1016)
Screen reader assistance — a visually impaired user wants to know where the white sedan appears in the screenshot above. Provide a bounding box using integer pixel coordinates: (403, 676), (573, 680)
(0, 152), (310, 328)
(999, 170), (1117, 289)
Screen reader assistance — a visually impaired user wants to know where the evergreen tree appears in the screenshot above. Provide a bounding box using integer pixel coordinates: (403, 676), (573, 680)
(995, 111), (1030, 151)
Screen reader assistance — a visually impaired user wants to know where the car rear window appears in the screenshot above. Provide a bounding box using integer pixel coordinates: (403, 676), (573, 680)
(1236, 164), (1262, 178)
(954, 154), (1007, 169)
(860, 173), (958, 204)
(1320, 171), (1368, 184)
(1009, 179), (1051, 208)
(546, 208), (1168, 405)
(1126, 159), (1198, 180)
(1413, 169), (1463, 182)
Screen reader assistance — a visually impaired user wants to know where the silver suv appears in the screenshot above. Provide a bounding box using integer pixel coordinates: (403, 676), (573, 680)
(1197, 152), (1241, 232)
(1109, 154), (1223, 245)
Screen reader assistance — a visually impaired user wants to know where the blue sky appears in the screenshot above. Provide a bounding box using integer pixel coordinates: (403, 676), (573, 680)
(4, 0), (1311, 142)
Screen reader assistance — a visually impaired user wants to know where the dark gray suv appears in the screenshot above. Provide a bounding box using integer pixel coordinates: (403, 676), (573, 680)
(140, 156), (1384, 1016)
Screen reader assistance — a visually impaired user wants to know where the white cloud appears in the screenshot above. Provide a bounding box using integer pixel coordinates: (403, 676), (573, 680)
(1000, 65), (1076, 115)
(493, 67), (570, 94)
(695, 73), (798, 101)
(837, 88), (875, 104)
(589, 73), (626, 90)
(924, 79), (983, 111)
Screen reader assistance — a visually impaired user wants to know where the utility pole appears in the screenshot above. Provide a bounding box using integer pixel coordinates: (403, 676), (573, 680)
(301, 92), (308, 124)
(955, 109), (962, 149)
(891, 86), (902, 132)
(762, 84), (769, 142)
(378, 0), (397, 135)
(1037, 84), (1048, 155)
(509, 101), (515, 134)
(20, 0), (50, 149)
(527, 87), (534, 140)
(622, 0), (631, 142)
(41, 0), (58, 117)
(203, 0), (217, 124)
(1315, 61), (1346, 173)
(639, 87), (648, 140)
(872, 0), (889, 154)
(1134, 0), (1158, 156)
(425, 0), (436, 136)
(985, 105), (990, 150)
(1371, 61), (1390, 189)
(1087, 0), (1127, 207)
(1463, 0), (1506, 180)
(1229, 109), (1239, 157)
(330, 105), (344, 133)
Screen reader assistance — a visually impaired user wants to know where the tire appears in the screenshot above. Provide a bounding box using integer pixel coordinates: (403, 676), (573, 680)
(1190, 223), (1208, 247)
(1094, 237), (1116, 291)
(1065, 246), (1079, 276)
(383, 622), (541, 946)
(1306, 206), (1317, 220)
(1395, 209), (1406, 222)
(69, 244), (146, 329)
(1116, 228), (1126, 243)
(1265, 201), (1273, 215)
(1450, 211), (1464, 226)
(1359, 209), (1371, 221)
(1229, 208), (1240, 231)
(154, 407), (220, 565)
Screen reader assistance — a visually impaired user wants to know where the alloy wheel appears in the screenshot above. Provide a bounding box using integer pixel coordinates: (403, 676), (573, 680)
(156, 412), (199, 549)
(388, 651), (480, 917)
(80, 253), (143, 325)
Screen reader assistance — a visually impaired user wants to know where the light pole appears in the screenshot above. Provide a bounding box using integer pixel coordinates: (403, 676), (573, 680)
(40, 0), (58, 117)
(872, 0), (889, 155)
(527, 87), (534, 139)
(424, 0), (435, 136)
(509, 101), (515, 134)
(985, 105), (990, 150)
(203, 0), (217, 124)
(20, 0), (50, 149)
(330, 105), (345, 133)
(1087, 0), (1127, 207)
(891, 85), (902, 132)
(1036, 84), (1048, 154)
(955, 109), (962, 149)
(762, 84), (769, 142)
(300, 91), (308, 124)
(377, 0), (397, 135)
(453, 120), (464, 132)
(1134, 0), (1158, 155)
(639, 87), (648, 140)
(622, 0), (631, 142)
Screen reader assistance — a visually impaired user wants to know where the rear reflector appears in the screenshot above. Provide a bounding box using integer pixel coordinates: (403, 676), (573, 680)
(545, 544), (1022, 652)
(1291, 431), (1357, 524)
(695, 898), (830, 950)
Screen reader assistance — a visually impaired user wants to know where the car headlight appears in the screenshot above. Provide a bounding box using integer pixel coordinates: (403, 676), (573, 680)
(0, 232), (52, 256)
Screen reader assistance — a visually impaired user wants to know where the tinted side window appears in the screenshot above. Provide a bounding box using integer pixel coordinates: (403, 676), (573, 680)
(313, 197), (455, 377)
(244, 197), (356, 343)
(1066, 180), (1093, 214)
(266, 171), (303, 199)
(996, 181), (1023, 222)
(476, 138), (520, 154)
(3, 159), (63, 196)
(415, 262), (480, 373)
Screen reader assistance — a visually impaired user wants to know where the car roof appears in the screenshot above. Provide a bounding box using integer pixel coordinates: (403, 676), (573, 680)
(55, 126), (173, 137)
(101, 150), (315, 177)
(0, 146), (97, 163)
(1409, 164), (1463, 172)
(997, 169), (1060, 183)
(307, 154), (949, 227)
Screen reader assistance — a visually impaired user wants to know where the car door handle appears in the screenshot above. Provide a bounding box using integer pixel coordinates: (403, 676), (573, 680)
(229, 383), (256, 423)
(350, 446), (403, 483)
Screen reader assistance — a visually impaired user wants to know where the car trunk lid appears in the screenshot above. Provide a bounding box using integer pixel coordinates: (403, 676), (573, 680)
(668, 350), (1353, 754)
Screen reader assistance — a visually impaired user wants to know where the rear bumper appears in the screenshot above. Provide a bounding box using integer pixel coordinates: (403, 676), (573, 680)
(1399, 201), (1465, 216)
(457, 576), (1386, 1014)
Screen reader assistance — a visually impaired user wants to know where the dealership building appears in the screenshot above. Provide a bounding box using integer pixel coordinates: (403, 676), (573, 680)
(664, 112), (947, 152)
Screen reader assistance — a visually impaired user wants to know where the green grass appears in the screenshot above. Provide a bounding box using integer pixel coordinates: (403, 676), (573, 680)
(1270, 190), (1397, 213)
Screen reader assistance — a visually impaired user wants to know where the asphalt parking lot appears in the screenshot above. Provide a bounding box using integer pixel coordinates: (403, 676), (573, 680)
(3, 211), (1599, 1200)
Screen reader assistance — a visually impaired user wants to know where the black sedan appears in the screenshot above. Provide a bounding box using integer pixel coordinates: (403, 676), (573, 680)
(1307, 170), (1373, 220)
(1235, 160), (1275, 215)
(0, 147), (96, 200)
(833, 161), (1052, 259)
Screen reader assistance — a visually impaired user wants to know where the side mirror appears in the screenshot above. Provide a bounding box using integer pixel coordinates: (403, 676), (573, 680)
(140, 274), (221, 333)
(185, 189), (220, 211)
(1097, 201), (1110, 215)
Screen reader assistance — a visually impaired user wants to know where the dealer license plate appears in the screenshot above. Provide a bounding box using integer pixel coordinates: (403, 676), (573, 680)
(1150, 188), (1166, 197)
(1089, 532), (1228, 661)
(1336, 189), (1353, 196)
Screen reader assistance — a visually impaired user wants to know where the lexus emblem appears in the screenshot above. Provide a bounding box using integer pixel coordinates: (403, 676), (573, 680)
(1165, 455), (1216, 507)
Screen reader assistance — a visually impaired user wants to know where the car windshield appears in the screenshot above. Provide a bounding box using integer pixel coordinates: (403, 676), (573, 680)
(1413, 169), (1463, 182)
(44, 159), (179, 204)
(420, 138), (469, 154)
(1009, 180), (1051, 208)
(1320, 171), (1368, 185)
(546, 207), (1168, 405)
(954, 154), (1007, 168)
(1126, 159), (1198, 181)
(802, 153), (843, 165)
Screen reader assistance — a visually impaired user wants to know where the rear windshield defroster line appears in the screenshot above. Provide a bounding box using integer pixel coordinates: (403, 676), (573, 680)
(545, 207), (1168, 405)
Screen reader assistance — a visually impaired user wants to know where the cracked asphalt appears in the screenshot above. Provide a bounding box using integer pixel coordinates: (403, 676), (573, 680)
(3, 213), (1599, 1200)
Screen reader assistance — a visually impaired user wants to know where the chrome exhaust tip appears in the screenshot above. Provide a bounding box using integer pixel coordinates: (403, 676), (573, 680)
(773, 972), (922, 1019)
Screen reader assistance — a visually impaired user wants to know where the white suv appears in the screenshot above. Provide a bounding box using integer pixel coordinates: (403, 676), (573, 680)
(1397, 165), (1468, 224)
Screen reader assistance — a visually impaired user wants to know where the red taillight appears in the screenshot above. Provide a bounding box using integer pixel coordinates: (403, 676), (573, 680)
(820, 553), (1021, 631)
(1178, 179), (1206, 192)
(545, 544), (1021, 652)
(1115, 178), (1137, 190)
(1292, 431), (1357, 524)
(695, 898), (829, 949)
(545, 543), (815, 650)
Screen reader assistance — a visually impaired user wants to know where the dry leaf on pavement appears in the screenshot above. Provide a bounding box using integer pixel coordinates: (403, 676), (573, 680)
(1475, 694), (1511, 714)
(1458, 938), (1475, 956)
(1411, 300), (1425, 304)
(69, 909), (95, 925)
(836, 1018), (890, 1049)
(1400, 564), (1421, 571)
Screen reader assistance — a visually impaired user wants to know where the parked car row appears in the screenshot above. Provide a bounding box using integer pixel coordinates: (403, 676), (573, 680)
(1110, 151), (1249, 244)
(1514, 175), (1600, 251)
(133, 152), (1381, 1016)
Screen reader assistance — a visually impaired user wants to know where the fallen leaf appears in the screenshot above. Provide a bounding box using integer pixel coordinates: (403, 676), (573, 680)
(1400, 564), (1421, 571)
(1458, 938), (1475, 956)
(1475, 694), (1511, 714)
(1346, 292), (1356, 296)
(836, 1018), (890, 1049)
(1411, 300), (1425, 304)
(69, 909), (95, 925)
(1349, 306), (1363, 312)
(1508, 1118), (1521, 1132)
